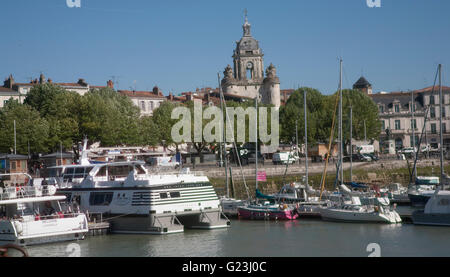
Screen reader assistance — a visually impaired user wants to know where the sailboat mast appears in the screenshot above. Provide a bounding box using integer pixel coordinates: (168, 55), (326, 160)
(255, 97), (258, 191)
(218, 73), (229, 198)
(304, 89), (309, 186)
(350, 105), (353, 182)
(438, 64), (444, 183)
(339, 58), (344, 185)
(411, 90), (417, 179)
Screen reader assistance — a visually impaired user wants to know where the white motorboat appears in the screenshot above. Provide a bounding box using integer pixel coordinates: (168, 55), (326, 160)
(0, 182), (88, 246)
(319, 196), (402, 224)
(220, 197), (248, 217)
(381, 183), (410, 204)
(412, 190), (450, 226)
(46, 161), (229, 234)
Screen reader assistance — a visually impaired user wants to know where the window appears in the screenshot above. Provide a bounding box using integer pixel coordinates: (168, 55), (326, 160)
(443, 123), (447, 134)
(394, 105), (400, 113)
(150, 101), (154, 111)
(89, 192), (113, 206)
(140, 101), (146, 112)
(11, 161), (16, 170)
(430, 107), (436, 118)
(170, 192), (181, 198)
(381, 120), (385, 131)
(411, 103), (415, 112)
(411, 119), (417, 129)
(431, 123), (437, 134)
(395, 120), (401, 130)
(379, 106), (384, 113)
(442, 107), (446, 118)
(430, 95), (435, 105)
(160, 193), (168, 199)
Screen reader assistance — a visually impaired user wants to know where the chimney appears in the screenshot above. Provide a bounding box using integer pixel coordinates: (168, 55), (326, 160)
(78, 78), (88, 86)
(107, 80), (114, 89)
(186, 93), (193, 102)
(48, 78), (53, 84)
(39, 73), (46, 84)
(4, 74), (15, 89)
(168, 92), (174, 101)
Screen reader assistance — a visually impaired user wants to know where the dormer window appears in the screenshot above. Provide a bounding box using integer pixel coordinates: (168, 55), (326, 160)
(394, 104), (400, 113)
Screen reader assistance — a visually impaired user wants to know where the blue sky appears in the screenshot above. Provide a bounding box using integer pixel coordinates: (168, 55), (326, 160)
(1, 0), (449, 95)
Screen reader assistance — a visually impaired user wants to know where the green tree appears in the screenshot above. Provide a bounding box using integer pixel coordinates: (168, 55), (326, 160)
(0, 101), (49, 154)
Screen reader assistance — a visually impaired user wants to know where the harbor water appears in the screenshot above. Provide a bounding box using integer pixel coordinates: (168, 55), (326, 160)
(26, 208), (450, 257)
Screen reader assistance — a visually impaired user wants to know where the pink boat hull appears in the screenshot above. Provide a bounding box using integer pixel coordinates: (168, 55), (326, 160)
(237, 207), (299, 220)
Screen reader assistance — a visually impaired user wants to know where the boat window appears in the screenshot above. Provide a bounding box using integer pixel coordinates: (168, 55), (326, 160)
(170, 192), (181, 198)
(66, 168), (75, 175)
(75, 168), (85, 174)
(89, 192), (114, 206)
(136, 165), (146, 175)
(160, 193), (168, 199)
(108, 166), (131, 178)
(438, 199), (450, 206)
(96, 166), (107, 177)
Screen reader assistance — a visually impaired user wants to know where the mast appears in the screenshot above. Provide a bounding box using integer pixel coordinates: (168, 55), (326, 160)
(255, 97), (258, 192)
(350, 105), (353, 182)
(411, 89), (417, 179)
(13, 120), (16, 155)
(304, 89), (309, 186)
(218, 73), (229, 197)
(339, 58), (344, 186)
(438, 64), (444, 185)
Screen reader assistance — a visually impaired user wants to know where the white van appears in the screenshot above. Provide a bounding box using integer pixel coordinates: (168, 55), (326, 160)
(272, 152), (299, 165)
(357, 145), (375, 154)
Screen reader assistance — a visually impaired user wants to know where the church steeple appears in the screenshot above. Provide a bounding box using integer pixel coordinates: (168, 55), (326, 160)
(243, 10), (251, 37)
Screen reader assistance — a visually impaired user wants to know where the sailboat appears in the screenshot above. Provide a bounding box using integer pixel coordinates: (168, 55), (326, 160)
(237, 98), (298, 220)
(407, 67), (447, 207)
(217, 73), (250, 217)
(412, 64), (450, 226)
(318, 59), (402, 224)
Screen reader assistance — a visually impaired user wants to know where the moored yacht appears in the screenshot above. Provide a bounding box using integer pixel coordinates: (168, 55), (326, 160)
(319, 196), (402, 224)
(412, 190), (450, 226)
(0, 178), (88, 246)
(46, 161), (229, 234)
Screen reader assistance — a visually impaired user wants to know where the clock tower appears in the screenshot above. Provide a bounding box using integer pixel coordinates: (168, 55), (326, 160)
(221, 14), (281, 108)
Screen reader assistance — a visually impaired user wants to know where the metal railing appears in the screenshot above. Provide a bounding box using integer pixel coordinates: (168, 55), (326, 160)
(0, 186), (56, 201)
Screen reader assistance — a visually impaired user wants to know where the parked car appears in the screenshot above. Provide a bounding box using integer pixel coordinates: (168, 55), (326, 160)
(400, 147), (417, 154)
(246, 152), (265, 165)
(272, 152), (299, 165)
(343, 154), (371, 162)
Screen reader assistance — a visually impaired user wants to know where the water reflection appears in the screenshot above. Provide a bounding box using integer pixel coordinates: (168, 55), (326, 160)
(23, 219), (450, 257)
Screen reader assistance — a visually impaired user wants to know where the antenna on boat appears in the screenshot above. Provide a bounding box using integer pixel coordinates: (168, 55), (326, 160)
(80, 136), (91, 165)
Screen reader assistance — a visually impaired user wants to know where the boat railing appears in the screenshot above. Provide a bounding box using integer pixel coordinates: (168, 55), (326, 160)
(1, 212), (84, 224)
(0, 186), (56, 201)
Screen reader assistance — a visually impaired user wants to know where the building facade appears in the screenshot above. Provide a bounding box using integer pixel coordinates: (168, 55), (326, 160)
(118, 86), (166, 116)
(364, 81), (450, 152)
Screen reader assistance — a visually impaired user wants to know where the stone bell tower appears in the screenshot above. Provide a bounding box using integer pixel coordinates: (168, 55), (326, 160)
(221, 13), (281, 108)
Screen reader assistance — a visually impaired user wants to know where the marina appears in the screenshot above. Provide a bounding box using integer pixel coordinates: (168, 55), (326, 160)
(1, 1), (450, 260)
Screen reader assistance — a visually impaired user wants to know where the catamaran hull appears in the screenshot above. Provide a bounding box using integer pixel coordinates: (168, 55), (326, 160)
(412, 211), (450, 226)
(97, 209), (230, 235)
(0, 231), (87, 246)
(237, 207), (298, 220)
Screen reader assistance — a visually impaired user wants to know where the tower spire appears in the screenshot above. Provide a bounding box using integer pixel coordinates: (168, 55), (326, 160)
(243, 9), (251, 37)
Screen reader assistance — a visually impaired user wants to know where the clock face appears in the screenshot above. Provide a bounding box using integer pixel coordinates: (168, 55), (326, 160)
(246, 62), (253, 69)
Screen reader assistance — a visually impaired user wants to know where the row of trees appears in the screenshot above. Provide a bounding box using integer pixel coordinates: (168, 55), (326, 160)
(0, 84), (381, 155)
(280, 87), (381, 153)
(0, 84), (172, 154)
